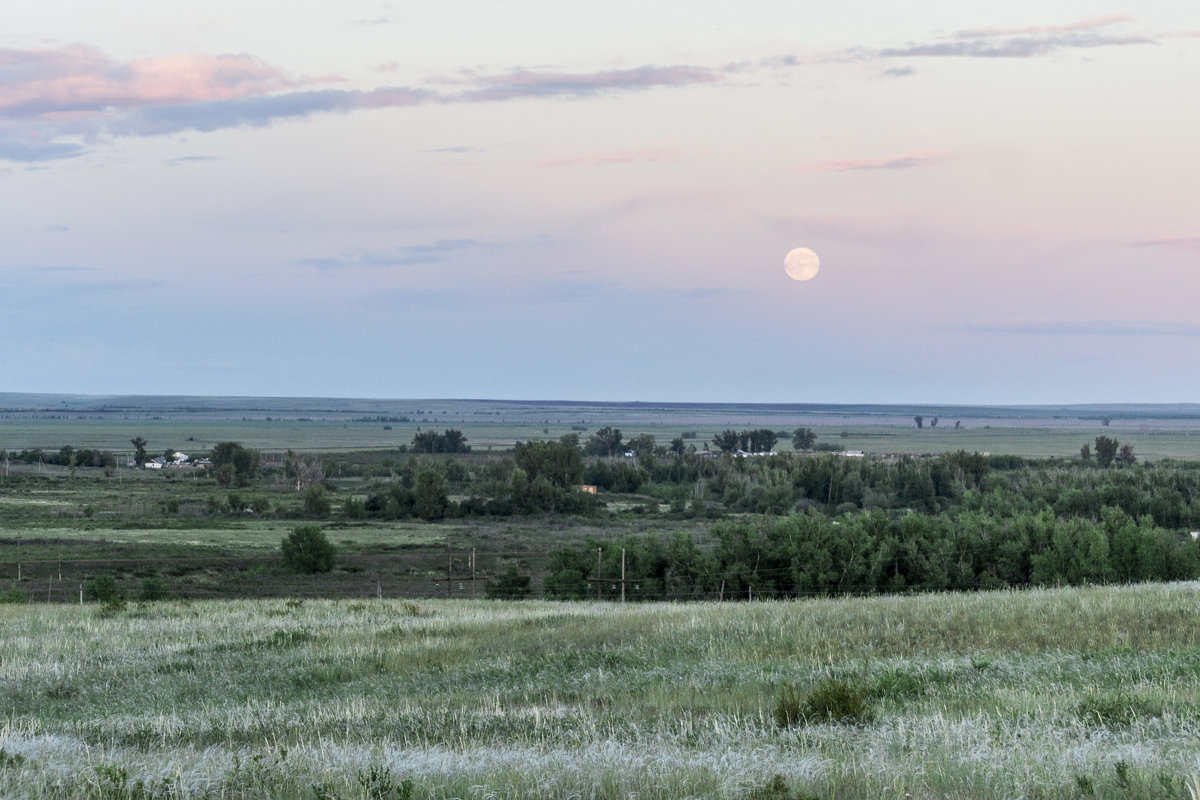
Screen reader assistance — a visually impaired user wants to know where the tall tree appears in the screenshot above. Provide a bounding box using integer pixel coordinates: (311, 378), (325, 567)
(792, 428), (817, 452)
(712, 430), (741, 452)
(585, 426), (623, 457)
(130, 437), (148, 467)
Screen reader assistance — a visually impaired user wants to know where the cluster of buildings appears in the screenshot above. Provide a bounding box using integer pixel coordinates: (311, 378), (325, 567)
(133, 452), (214, 470)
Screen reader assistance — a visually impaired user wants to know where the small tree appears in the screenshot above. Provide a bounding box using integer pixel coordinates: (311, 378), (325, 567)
(285, 451), (326, 491)
(1094, 435), (1119, 467)
(86, 574), (123, 603)
(914, 416), (924, 430)
(302, 484), (331, 517)
(281, 524), (336, 573)
(1080, 443), (1092, 462)
(1116, 443), (1136, 466)
(792, 428), (817, 452)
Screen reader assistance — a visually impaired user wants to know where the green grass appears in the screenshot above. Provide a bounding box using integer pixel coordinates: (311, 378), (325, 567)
(2, 583), (1200, 798)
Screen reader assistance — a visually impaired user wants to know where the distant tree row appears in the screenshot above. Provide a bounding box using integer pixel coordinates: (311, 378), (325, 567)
(410, 429), (470, 453)
(712, 429), (779, 453)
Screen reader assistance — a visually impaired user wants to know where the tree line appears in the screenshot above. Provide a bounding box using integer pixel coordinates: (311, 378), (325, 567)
(541, 506), (1199, 600)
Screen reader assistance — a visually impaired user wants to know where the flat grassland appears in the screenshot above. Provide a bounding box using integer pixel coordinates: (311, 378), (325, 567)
(6, 394), (1200, 459)
(3, 584), (1200, 799)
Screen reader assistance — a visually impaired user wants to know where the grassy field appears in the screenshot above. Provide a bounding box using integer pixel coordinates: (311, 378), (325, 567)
(6, 394), (1200, 458)
(3, 583), (1200, 799)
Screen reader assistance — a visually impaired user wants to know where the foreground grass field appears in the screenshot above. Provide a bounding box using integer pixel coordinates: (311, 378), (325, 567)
(4, 584), (1200, 799)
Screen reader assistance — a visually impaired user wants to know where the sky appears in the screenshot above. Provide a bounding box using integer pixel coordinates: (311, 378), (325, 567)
(2, 1), (1198, 404)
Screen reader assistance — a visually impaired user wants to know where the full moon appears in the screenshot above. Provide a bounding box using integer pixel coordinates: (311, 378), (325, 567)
(784, 247), (820, 281)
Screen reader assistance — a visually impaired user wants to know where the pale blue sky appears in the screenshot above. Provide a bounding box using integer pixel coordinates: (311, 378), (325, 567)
(3, 2), (1198, 402)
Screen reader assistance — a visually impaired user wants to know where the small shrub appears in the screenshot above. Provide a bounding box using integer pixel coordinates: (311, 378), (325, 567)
(86, 574), (124, 603)
(138, 577), (170, 602)
(485, 564), (532, 599)
(281, 525), (336, 573)
(773, 683), (805, 728)
(1077, 690), (1161, 727)
(775, 677), (874, 728)
(358, 765), (413, 800)
(97, 596), (127, 618)
(1, 587), (27, 604)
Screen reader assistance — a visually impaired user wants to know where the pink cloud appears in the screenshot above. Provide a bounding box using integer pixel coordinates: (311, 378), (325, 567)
(536, 147), (685, 169)
(792, 147), (947, 174)
(0, 45), (293, 117)
(877, 15), (1154, 58)
(958, 14), (1135, 38)
(1130, 236), (1200, 253)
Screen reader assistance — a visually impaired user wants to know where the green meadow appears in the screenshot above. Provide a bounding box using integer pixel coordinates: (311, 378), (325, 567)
(3, 585), (1200, 799)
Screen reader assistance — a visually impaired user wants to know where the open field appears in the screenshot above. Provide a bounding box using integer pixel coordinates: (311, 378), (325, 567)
(3, 583), (1200, 799)
(6, 393), (1200, 458)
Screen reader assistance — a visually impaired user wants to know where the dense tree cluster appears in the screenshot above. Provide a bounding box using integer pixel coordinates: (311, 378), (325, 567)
(712, 429), (778, 453)
(409, 429), (470, 453)
(544, 506), (1199, 600)
(210, 442), (261, 487)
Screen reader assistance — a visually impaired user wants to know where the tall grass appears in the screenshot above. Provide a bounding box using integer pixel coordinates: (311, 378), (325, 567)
(2, 584), (1200, 798)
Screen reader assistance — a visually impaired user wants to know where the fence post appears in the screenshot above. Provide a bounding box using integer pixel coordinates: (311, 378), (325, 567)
(621, 548), (626, 603)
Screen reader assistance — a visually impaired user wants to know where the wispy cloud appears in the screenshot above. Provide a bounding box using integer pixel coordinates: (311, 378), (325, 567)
(1129, 236), (1200, 254)
(957, 14), (1136, 38)
(112, 87), (434, 136)
(881, 66), (916, 78)
(793, 147), (946, 174)
(0, 47), (723, 163)
(458, 65), (721, 102)
(877, 15), (1154, 59)
(957, 320), (1200, 337)
(299, 239), (489, 271)
(425, 145), (480, 154)
(166, 155), (218, 166)
(536, 146), (685, 169)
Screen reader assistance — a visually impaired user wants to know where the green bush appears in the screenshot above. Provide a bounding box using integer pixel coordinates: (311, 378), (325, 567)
(485, 565), (532, 599)
(281, 525), (336, 573)
(86, 574), (124, 603)
(1, 587), (27, 604)
(138, 577), (171, 602)
(774, 677), (874, 727)
(302, 484), (331, 517)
